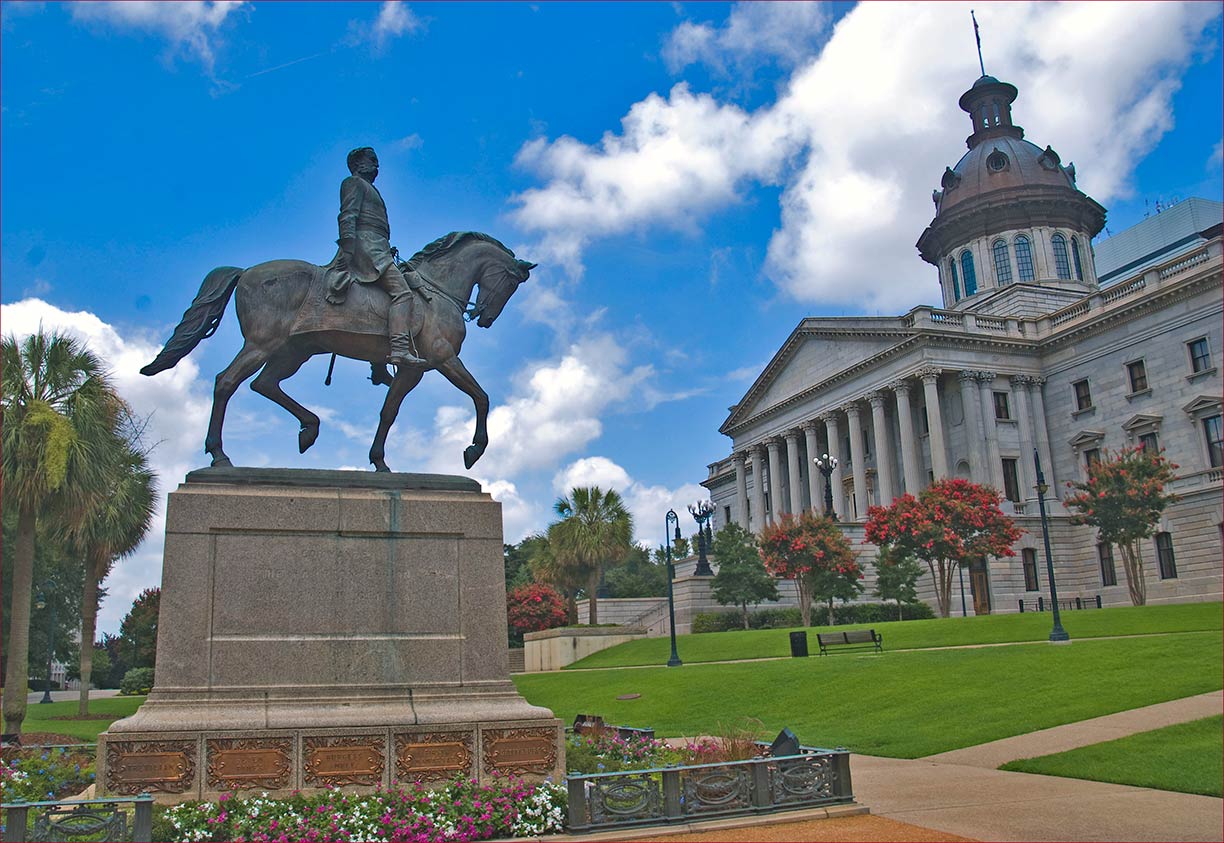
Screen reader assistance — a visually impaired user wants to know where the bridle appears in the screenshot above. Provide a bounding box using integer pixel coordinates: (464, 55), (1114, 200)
(421, 266), (515, 323)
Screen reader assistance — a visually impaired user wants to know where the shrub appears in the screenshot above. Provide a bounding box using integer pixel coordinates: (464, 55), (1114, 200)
(506, 583), (568, 644)
(120, 666), (154, 696)
(692, 603), (931, 632)
(833, 602), (934, 624)
(1, 747), (96, 802)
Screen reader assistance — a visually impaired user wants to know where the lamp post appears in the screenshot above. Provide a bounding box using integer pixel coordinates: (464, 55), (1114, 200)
(958, 566), (968, 616)
(688, 500), (716, 576)
(664, 509), (683, 667)
(1034, 449), (1069, 643)
(812, 454), (838, 519)
(34, 588), (56, 704)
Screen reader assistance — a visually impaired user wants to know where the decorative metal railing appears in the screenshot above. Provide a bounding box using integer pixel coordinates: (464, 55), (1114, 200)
(564, 745), (852, 833)
(2, 795), (153, 843)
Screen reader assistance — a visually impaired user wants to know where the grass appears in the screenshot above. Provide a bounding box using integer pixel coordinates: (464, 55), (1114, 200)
(513, 631), (1223, 758)
(0, 696), (146, 742)
(566, 602), (1223, 668)
(1000, 715), (1224, 797)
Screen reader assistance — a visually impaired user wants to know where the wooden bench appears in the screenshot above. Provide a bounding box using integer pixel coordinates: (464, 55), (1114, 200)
(816, 629), (883, 655)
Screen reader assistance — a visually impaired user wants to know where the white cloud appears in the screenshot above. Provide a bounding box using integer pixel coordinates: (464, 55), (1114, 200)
(68, 1), (246, 74)
(663, 1), (832, 75)
(1210, 140), (1223, 169)
(2, 299), (214, 635)
(512, 1), (1221, 312)
(352, 1), (422, 53)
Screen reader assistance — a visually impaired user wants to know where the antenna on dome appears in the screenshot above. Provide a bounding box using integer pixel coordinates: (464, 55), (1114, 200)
(971, 10), (986, 76)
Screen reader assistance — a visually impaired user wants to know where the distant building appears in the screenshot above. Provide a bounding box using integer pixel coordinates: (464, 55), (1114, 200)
(703, 72), (1222, 614)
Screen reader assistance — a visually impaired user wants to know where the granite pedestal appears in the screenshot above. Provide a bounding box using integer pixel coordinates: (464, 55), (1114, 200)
(97, 468), (562, 801)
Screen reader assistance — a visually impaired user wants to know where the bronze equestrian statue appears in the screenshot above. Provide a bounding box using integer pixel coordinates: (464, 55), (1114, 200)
(141, 148), (535, 472)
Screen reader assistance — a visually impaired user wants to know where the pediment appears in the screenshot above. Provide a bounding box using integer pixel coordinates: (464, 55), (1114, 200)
(1182, 394), (1222, 416)
(1069, 429), (1105, 449)
(1121, 413), (1163, 432)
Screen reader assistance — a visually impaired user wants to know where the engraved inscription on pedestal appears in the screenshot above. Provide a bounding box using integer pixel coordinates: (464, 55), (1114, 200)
(106, 741), (196, 794)
(482, 727), (557, 776)
(303, 736), (384, 787)
(395, 731), (474, 783)
(207, 738), (292, 791)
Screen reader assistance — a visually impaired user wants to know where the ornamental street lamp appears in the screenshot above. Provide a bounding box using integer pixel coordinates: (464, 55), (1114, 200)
(1034, 449), (1070, 643)
(813, 454), (839, 519)
(34, 588), (56, 704)
(664, 509), (683, 667)
(688, 500), (716, 576)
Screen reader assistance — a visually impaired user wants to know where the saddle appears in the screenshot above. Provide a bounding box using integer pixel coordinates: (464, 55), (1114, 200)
(289, 265), (426, 339)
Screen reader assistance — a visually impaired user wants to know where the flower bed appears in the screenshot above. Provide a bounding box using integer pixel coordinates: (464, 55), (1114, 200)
(152, 774), (565, 842)
(1, 746), (97, 802)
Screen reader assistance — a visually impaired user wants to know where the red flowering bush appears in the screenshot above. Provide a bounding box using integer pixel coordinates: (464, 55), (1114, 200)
(864, 477), (1020, 618)
(758, 512), (861, 627)
(1064, 446), (1178, 606)
(506, 583), (568, 639)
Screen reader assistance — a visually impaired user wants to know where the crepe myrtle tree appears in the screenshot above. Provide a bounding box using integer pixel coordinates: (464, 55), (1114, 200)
(865, 478), (1021, 618)
(1063, 446), (1178, 606)
(758, 512), (861, 628)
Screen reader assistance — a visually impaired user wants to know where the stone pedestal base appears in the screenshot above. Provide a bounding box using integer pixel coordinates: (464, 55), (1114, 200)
(98, 468), (562, 801)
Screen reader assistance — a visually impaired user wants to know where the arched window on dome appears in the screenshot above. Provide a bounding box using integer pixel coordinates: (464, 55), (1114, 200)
(949, 258), (961, 302)
(1015, 235), (1035, 281)
(1052, 233), (1072, 279)
(992, 239), (1013, 285)
(961, 250), (977, 296)
(1070, 236), (1085, 281)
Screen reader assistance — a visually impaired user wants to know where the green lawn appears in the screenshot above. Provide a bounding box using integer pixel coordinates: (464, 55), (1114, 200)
(567, 602), (1223, 669)
(1001, 715), (1224, 797)
(514, 631), (1223, 758)
(0, 696), (145, 742)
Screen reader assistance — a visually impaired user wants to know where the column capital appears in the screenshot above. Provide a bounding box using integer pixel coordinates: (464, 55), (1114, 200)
(1029, 376), (1046, 387)
(974, 370), (998, 383)
(801, 420), (820, 434)
(889, 379), (912, 395)
(816, 410), (839, 424)
(957, 369), (978, 383)
(1009, 373), (1039, 387)
(751, 442), (768, 457)
(917, 367), (942, 383)
(731, 451), (748, 466)
(867, 391), (888, 409)
(764, 437), (783, 451)
(844, 402), (863, 420)
(784, 428), (802, 443)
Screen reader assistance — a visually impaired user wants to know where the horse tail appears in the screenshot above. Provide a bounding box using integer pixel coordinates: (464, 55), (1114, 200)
(140, 266), (243, 376)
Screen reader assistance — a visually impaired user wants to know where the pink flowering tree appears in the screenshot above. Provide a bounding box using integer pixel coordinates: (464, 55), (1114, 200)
(758, 512), (862, 627)
(1064, 446), (1179, 606)
(506, 583), (568, 644)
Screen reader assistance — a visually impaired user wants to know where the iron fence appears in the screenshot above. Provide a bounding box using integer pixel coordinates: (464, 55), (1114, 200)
(2, 794), (152, 843)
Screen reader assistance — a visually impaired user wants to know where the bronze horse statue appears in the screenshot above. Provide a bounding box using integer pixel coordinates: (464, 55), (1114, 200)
(141, 232), (534, 471)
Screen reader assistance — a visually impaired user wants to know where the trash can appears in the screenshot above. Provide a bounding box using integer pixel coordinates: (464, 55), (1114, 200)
(789, 631), (809, 658)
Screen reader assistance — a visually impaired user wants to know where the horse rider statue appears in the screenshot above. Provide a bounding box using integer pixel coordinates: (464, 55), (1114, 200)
(325, 146), (431, 368)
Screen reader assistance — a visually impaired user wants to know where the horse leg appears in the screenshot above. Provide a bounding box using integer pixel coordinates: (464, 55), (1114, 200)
(369, 367), (425, 472)
(250, 347), (322, 453)
(434, 356), (489, 469)
(204, 342), (270, 467)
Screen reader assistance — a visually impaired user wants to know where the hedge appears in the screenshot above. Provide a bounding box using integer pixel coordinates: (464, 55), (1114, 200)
(692, 601), (933, 632)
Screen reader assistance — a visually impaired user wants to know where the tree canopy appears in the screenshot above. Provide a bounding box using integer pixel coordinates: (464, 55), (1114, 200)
(547, 487), (633, 625)
(758, 512), (860, 627)
(710, 523), (779, 629)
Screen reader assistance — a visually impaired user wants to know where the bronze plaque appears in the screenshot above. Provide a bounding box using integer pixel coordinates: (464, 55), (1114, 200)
(106, 741), (196, 794)
(395, 731), (473, 783)
(207, 738), (292, 790)
(482, 728), (557, 776)
(303, 736), (384, 787)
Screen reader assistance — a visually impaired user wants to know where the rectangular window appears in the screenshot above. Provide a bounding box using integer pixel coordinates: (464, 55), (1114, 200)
(1022, 548), (1039, 591)
(993, 391), (1011, 420)
(1073, 379), (1093, 411)
(1126, 360), (1148, 393)
(1188, 337), (1211, 373)
(1155, 532), (1177, 579)
(1204, 414), (1223, 468)
(1001, 458), (1021, 502)
(724, 506), (732, 525)
(862, 430), (871, 457)
(1084, 448), (1101, 469)
(920, 406), (930, 435)
(1138, 431), (1159, 453)
(1097, 543), (1117, 587)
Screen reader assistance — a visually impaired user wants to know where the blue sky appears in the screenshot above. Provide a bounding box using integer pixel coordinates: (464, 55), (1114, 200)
(3, 1), (1221, 634)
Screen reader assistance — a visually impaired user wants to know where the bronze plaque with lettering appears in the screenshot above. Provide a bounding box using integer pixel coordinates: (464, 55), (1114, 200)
(482, 728), (558, 776)
(106, 741), (196, 795)
(207, 738), (292, 790)
(303, 736), (384, 787)
(395, 731), (474, 783)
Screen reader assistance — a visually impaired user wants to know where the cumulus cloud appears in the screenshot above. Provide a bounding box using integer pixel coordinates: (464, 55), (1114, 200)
(347, 1), (422, 53)
(2, 299), (214, 634)
(68, 1), (246, 74)
(512, 1), (1221, 312)
(663, 2), (832, 75)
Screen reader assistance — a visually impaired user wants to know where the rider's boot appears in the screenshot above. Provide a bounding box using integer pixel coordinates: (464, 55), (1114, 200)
(387, 292), (426, 367)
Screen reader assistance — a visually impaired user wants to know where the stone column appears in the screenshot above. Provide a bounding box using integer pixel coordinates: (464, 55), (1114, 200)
(1028, 377), (1056, 492)
(802, 421), (822, 513)
(766, 438), (784, 524)
(845, 403), (869, 520)
(732, 452), (749, 526)
(749, 446), (768, 532)
(785, 430), (803, 517)
(959, 370), (986, 483)
(977, 371), (1005, 491)
(867, 391), (895, 504)
(820, 413), (847, 519)
(1009, 376), (1037, 501)
(919, 368), (949, 479)
(891, 380), (921, 494)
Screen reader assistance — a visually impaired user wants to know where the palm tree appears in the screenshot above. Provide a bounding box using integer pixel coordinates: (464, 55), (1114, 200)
(2, 331), (125, 735)
(64, 435), (157, 715)
(548, 487), (633, 625)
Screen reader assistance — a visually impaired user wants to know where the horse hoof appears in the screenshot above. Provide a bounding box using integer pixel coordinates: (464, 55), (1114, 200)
(371, 458), (391, 473)
(211, 456), (233, 468)
(299, 424), (320, 454)
(463, 445), (482, 469)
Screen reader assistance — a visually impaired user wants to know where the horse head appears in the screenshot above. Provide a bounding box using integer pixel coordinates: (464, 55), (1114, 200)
(474, 257), (535, 328)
